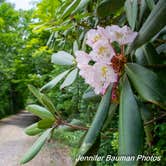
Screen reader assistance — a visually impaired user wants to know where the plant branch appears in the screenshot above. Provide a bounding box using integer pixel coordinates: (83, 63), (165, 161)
(61, 121), (89, 131)
(144, 113), (166, 126)
(145, 64), (166, 69)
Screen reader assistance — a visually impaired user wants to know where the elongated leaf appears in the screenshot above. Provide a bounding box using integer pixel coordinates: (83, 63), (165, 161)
(119, 76), (143, 166)
(125, 63), (166, 109)
(73, 40), (79, 55)
(20, 129), (51, 164)
(28, 85), (43, 103)
(38, 119), (54, 129)
(25, 123), (44, 136)
(138, 0), (148, 27)
(97, 0), (124, 17)
(26, 104), (55, 120)
(146, 0), (155, 10)
(127, 0), (166, 53)
(60, 68), (78, 89)
(102, 103), (118, 131)
(135, 43), (160, 65)
(125, 0), (138, 30)
(40, 70), (70, 91)
(61, 0), (81, 19)
(51, 51), (74, 65)
(40, 94), (60, 117)
(78, 85), (112, 156)
(72, 0), (90, 14)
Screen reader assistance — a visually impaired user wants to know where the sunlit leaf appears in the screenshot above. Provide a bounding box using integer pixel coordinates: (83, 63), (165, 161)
(61, 0), (81, 19)
(38, 118), (54, 129)
(73, 40), (79, 55)
(60, 68), (78, 89)
(25, 123), (44, 136)
(40, 70), (70, 91)
(51, 51), (74, 65)
(26, 104), (55, 120)
(72, 0), (90, 14)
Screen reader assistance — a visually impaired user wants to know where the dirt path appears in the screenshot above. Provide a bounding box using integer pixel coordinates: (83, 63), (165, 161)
(0, 111), (72, 166)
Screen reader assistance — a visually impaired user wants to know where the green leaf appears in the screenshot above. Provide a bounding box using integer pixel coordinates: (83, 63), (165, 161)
(78, 85), (112, 156)
(125, 0), (138, 30)
(135, 43), (160, 65)
(72, 0), (90, 14)
(28, 85), (43, 103)
(73, 40), (79, 55)
(25, 123), (44, 136)
(26, 104), (55, 120)
(138, 0), (148, 27)
(97, 0), (124, 18)
(119, 76), (144, 166)
(51, 51), (74, 65)
(40, 94), (59, 116)
(60, 68), (78, 89)
(61, 0), (81, 19)
(146, 0), (155, 10)
(38, 118), (54, 129)
(125, 63), (166, 109)
(20, 129), (51, 164)
(127, 0), (166, 53)
(102, 103), (118, 131)
(40, 70), (70, 91)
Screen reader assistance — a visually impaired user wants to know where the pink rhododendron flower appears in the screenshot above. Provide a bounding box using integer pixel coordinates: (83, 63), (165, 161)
(75, 51), (91, 68)
(92, 63), (118, 95)
(86, 26), (107, 47)
(105, 25), (138, 45)
(75, 50), (94, 85)
(75, 25), (137, 95)
(89, 40), (115, 63)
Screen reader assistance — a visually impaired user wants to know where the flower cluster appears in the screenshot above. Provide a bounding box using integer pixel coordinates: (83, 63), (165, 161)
(75, 25), (137, 95)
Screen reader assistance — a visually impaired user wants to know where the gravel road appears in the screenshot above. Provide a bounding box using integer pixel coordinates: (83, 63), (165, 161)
(0, 111), (72, 166)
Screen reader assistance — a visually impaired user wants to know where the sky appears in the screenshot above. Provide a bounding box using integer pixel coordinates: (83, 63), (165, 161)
(7, 0), (34, 10)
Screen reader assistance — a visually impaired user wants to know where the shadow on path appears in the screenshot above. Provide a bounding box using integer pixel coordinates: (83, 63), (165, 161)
(0, 111), (72, 166)
(0, 111), (38, 128)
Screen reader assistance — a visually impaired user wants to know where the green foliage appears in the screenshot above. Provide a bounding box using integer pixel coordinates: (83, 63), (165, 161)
(119, 76), (144, 166)
(125, 63), (166, 109)
(20, 129), (52, 164)
(23, 0), (166, 165)
(1, 0), (165, 166)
